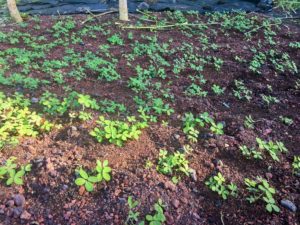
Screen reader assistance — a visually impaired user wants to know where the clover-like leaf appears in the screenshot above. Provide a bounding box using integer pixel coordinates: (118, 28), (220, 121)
(75, 178), (86, 186)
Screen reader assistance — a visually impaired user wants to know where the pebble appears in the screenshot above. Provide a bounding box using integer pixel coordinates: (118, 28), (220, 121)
(20, 210), (31, 220)
(165, 212), (174, 224)
(280, 199), (297, 212)
(13, 194), (26, 207)
(64, 211), (72, 220)
(164, 181), (176, 192)
(174, 134), (180, 140)
(62, 184), (69, 191)
(13, 207), (23, 218)
(79, 186), (85, 196)
(172, 199), (180, 208)
(193, 212), (201, 220)
(49, 170), (58, 177)
(31, 97), (39, 103)
(265, 172), (273, 179)
(6, 200), (15, 208)
(190, 169), (197, 182)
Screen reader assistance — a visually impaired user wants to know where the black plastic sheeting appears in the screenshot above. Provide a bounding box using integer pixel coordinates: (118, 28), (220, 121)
(17, 0), (273, 15)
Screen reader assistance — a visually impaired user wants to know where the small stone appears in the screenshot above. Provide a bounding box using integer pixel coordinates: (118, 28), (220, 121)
(165, 212), (174, 224)
(20, 210), (31, 220)
(31, 97), (39, 103)
(13, 194), (26, 207)
(181, 197), (188, 204)
(164, 181), (176, 192)
(6, 200), (15, 208)
(13, 207), (23, 218)
(193, 212), (201, 220)
(280, 199), (297, 212)
(137, 2), (149, 10)
(174, 134), (180, 140)
(263, 128), (272, 136)
(62, 185), (68, 191)
(172, 199), (180, 208)
(64, 211), (72, 220)
(190, 169), (197, 182)
(265, 172), (273, 179)
(79, 186), (85, 196)
(49, 170), (58, 177)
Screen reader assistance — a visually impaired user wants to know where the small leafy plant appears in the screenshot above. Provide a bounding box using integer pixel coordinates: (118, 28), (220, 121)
(75, 160), (112, 192)
(245, 177), (280, 213)
(0, 92), (55, 149)
(157, 149), (192, 183)
(107, 34), (124, 45)
(256, 138), (287, 161)
(146, 199), (166, 225)
(0, 157), (31, 186)
(239, 145), (263, 160)
(211, 84), (225, 95)
(233, 80), (252, 102)
(244, 115), (255, 129)
(279, 116), (293, 126)
(292, 156), (300, 175)
(126, 196), (145, 225)
(75, 167), (99, 192)
(183, 112), (224, 142)
(205, 172), (238, 200)
(90, 116), (147, 147)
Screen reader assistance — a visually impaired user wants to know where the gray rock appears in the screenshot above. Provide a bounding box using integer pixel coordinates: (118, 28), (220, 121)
(137, 2), (149, 10)
(31, 97), (39, 103)
(280, 199), (297, 212)
(6, 200), (15, 208)
(190, 169), (197, 181)
(164, 181), (176, 192)
(172, 199), (180, 208)
(20, 210), (31, 220)
(12, 207), (23, 218)
(257, 0), (272, 11)
(13, 194), (26, 207)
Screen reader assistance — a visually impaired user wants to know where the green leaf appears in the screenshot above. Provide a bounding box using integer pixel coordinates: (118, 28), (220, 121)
(97, 173), (103, 182)
(25, 164), (32, 172)
(79, 168), (89, 179)
(88, 176), (99, 183)
(266, 204), (272, 212)
(103, 167), (111, 173)
(15, 170), (25, 178)
(75, 178), (86, 186)
(6, 177), (14, 185)
(85, 181), (94, 192)
(14, 176), (23, 185)
(272, 204), (280, 213)
(103, 173), (111, 181)
(103, 160), (109, 167)
(146, 215), (153, 221)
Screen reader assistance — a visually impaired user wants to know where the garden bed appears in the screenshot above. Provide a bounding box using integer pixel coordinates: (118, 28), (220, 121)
(0, 11), (299, 225)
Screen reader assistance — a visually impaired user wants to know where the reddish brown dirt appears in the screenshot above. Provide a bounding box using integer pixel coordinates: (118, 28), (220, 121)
(0, 13), (299, 225)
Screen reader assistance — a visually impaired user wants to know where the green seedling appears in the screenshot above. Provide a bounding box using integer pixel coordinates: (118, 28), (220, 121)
(90, 116), (147, 147)
(146, 199), (166, 225)
(75, 160), (112, 192)
(157, 149), (192, 183)
(205, 172), (238, 200)
(0, 157), (31, 186)
(245, 177), (280, 213)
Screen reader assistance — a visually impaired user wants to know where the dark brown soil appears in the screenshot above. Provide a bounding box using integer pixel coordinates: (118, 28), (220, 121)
(0, 12), (299, 225)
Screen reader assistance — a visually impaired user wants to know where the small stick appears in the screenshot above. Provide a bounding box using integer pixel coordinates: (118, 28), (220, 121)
(81, 10), (118, 25)
(220, 211), (225, 225)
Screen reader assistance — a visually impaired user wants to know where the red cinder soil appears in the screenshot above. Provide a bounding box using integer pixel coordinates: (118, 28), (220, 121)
(0, 12), (299, 225)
